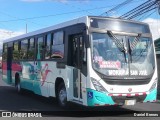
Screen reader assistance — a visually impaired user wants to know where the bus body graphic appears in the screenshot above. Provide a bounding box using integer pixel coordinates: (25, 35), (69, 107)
(40, 64), (52, 86)
(2, 16), (158, 107)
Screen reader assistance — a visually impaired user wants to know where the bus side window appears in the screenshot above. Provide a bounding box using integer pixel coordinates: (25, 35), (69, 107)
(45, 34), (51, 59)
(20, 39), (28, 60)
(37, 37), (44, 60)
(3, 43), (7, 61)
(28, 38), (35, 60)
(13, 41), (19, 61)
(51, 31), (64, 59)
(73, 37), (78, 66)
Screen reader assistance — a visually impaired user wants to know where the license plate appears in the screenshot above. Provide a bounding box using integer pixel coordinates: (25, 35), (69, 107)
(125, 100), (136, 105)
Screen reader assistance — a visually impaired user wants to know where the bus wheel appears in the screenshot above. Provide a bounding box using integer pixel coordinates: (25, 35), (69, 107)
(15, 76), (22, 93)
(57, 83), (67, 107)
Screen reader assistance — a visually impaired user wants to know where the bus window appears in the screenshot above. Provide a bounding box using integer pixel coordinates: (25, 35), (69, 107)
(45, 34), (51, 59)
(13, 41), (19, 60)
(37, 37), (44, 60)
(53, 31), (64, 45)
(28, 38), (35, 60)
(3, 43), (7, 61)
(20, 39), (28, 60)
(51, 31), (64, 59)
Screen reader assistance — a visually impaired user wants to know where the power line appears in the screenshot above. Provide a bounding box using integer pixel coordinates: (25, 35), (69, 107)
(120, 0), (154, 18)
(0, 6), (119, 23)
(138, 9), (156, 20)
(0, 1), (151, 23)
(120, 0), (159, 19)
(102, 0), (134, 16)
(99, 0), (145, 16)
(0, 11), (45, 26)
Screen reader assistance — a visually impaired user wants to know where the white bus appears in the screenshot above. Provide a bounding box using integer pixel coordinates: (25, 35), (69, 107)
(2, 16), (158, 107)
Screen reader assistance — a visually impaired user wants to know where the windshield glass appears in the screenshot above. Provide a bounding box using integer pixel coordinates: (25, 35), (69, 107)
(91, 32), (155, 77)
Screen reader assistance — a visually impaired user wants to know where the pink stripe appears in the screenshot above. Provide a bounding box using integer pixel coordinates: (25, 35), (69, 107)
(118, 94), (122, 96)
(108, 94), (113, 96)
(143, 92), (146, 95)
(109, 92), (149, 96)
(135, 93), (139, 96)
(127, 94), (131, 96)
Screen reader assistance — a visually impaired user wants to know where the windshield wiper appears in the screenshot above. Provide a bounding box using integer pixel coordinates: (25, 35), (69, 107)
(107, 31), (128, 62)
(128, 34), (141, 63)
(128, 38), (132, 63)
(130, 34), (141, 51)
(107, 31), (125, 52)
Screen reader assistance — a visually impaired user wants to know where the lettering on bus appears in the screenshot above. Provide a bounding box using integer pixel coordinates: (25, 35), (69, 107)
(108, 70), (147, 76)
(99, 61), (121, 69)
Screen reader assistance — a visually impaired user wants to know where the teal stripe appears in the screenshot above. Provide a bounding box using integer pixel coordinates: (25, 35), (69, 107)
(87, 88), (115, 106)
(144, 89), (157, 102)
(7, 70), (12, 84)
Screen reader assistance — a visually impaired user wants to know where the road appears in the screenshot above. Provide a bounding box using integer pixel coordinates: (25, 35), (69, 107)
(0, 70), (160, 119)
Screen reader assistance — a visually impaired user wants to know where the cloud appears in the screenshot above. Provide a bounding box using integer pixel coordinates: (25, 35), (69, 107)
(0, 29), (24, 49)
(143, 18), (160, 40)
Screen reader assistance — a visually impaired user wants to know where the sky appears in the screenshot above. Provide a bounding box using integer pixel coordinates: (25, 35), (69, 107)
(0, 0), (160, 49)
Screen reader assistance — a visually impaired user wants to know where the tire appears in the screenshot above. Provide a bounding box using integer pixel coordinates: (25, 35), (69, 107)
(57, 82), (68, 107)
(15, 76), (22, 93)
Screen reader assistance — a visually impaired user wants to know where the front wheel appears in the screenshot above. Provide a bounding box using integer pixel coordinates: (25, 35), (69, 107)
(15, 76), (22, 93)
(57, 83), (68, 107)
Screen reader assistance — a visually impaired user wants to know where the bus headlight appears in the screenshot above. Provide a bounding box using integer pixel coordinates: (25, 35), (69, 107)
(149, 78), (158, 92)
(91, 77), (107, 93)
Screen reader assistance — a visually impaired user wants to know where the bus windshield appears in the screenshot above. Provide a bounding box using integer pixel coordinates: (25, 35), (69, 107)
(91, 32), (155, 77)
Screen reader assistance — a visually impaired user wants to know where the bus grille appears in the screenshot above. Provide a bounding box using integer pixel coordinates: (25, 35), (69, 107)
(103, 79), (150, 85)
(112, 95), (147, 104)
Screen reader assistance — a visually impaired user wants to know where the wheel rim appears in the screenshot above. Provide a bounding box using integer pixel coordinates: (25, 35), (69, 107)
(17, 83), (21, 92)
(59, 88), (67, 105)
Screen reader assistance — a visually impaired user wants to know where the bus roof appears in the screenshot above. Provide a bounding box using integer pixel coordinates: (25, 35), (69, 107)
(3, 16), (149, 43)
(3, 16), (88, 43)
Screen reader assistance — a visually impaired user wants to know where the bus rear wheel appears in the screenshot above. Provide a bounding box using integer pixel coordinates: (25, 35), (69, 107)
(15, 76), (22, 93)
(57, 83), (68, 107)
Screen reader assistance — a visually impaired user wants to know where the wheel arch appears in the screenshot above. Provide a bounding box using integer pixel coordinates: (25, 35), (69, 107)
(55, 77), (65, 98)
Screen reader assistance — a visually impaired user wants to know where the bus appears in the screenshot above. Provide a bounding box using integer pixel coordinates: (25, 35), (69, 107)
(2, 16), (158, 107)
(154, 38), (160, 96)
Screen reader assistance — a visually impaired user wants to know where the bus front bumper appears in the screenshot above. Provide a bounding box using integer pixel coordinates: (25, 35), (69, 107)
(86, 88), (157, 106)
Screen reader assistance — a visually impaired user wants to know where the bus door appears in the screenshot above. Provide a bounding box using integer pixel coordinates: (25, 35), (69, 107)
(72, 35), (84, 101)
(7, 46), (13, 84)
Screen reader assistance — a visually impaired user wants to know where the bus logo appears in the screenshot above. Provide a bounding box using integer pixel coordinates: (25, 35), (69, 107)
(128, 88), (132, 92)
(88, 91), (93, 99)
